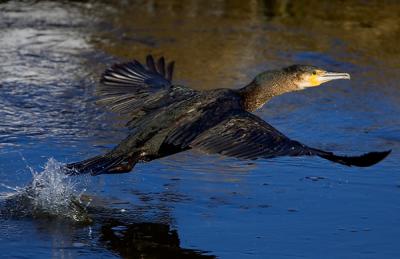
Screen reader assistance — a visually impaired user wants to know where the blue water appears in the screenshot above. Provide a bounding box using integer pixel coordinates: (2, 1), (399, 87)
(0, 1), (399, 258)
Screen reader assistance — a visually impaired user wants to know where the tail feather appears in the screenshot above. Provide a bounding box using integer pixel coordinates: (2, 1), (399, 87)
(311, 149), (391, 167)
(65, 153), (136, 176)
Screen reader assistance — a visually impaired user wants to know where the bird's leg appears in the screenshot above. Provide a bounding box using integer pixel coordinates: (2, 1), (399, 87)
(107, 156), (137, 174)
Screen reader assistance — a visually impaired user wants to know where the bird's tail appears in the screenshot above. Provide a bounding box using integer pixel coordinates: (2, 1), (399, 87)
(309, 148), (391, 167)
(65, 152), (138, 176)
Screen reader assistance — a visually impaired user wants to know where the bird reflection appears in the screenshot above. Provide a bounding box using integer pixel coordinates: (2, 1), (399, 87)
(99, 219), (215, 259)
(0, 188), (214, 258)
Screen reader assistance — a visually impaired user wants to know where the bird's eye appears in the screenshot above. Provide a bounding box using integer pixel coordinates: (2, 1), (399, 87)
(312, 71), (317, 75)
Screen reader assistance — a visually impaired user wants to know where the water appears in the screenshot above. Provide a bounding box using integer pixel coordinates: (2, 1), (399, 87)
(0, 158), (89, 222)
(0, 1), (399, 258)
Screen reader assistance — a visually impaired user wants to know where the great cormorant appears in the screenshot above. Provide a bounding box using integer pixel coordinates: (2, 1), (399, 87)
(67, 55), (390, 175)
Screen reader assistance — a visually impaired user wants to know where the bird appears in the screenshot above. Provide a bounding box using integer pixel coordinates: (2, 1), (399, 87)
(66, 55), (390, 175)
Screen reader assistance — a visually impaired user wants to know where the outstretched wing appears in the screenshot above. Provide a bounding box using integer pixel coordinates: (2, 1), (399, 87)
(190, 112), (390, 167)
(190, 112), (312, 160)
(97, 55), (189, 115)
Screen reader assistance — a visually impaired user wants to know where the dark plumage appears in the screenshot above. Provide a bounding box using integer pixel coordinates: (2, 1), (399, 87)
(66, 55), (390, 175)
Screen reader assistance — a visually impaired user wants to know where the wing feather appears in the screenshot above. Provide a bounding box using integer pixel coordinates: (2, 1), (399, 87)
(157, 57), (166, 76)
(97, 55), (194, 122)
(167, 61), (175, 81)
(190, 112), (313, 160)
(189, 111), (390, 167)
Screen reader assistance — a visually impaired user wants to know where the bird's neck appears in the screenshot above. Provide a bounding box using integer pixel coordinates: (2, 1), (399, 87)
(239, 71), (295, 112)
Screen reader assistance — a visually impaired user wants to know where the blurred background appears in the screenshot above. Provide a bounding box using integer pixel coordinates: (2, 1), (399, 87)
(0, 1), (399, 258)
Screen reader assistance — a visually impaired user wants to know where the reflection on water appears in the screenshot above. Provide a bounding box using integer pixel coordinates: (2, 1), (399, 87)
(1, 204), (214, 258)
(0, 163), (214, 258)
(0, 0), (399, 258)
(100, 219), (215, 258)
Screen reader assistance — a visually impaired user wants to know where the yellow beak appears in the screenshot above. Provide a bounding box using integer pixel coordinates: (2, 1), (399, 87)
(310, 71), (351, 86)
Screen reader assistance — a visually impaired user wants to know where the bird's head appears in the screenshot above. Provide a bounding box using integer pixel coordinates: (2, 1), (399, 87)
(240, 64), (351, 111)
(282, 64), (351, 90)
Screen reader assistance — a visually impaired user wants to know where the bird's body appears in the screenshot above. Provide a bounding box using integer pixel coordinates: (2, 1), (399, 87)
(67, 55), (390, 175)
(111, 87), (242, 162)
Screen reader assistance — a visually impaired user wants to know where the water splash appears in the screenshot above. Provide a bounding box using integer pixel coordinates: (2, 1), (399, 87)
(0, 158), (91, 223)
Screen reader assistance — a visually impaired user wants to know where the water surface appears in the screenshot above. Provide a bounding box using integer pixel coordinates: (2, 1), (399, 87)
(0, 1), (399, 258)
